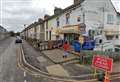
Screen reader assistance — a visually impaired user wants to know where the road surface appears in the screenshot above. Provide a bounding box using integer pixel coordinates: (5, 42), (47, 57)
(0, 37), (119, 82)
(0, 37), (41, 82)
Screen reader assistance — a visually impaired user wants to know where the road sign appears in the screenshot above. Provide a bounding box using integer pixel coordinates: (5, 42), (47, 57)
(92, 55), (113, 72)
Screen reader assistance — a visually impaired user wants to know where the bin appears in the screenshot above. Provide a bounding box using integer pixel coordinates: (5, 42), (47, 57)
(72, 40), (81, 52)
(48, 40), (53, 49)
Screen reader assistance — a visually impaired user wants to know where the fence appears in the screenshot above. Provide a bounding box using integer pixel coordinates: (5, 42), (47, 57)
(25, 38), (120, 63)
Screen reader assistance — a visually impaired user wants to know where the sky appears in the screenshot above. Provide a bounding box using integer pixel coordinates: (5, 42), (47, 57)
(0, 0), (120, 32)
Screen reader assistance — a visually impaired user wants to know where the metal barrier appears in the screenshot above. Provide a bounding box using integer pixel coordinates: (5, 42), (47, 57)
(38, 40), (63, 51)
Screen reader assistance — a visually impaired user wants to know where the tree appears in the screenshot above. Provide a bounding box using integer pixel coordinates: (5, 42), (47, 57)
(9, 31), (15, 36)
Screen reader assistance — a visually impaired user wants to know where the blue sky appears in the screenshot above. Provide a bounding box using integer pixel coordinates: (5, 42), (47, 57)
(0, 0), (120, 32)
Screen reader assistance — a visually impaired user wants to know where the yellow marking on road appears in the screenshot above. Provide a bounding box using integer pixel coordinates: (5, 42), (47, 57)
(24, 72), (26, 77)
(17, 44), (120, 82)
(24, 80), (27, 82)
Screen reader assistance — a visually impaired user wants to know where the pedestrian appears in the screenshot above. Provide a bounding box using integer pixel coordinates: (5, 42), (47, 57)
(63, 41), (70, 58)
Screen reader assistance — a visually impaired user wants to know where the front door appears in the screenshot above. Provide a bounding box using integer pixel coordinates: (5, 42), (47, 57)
(64, 34), (75, 44)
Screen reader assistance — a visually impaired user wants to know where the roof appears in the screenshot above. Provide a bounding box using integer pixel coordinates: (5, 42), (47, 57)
(109, 0), (120, 14)
(22, 0), (119, 32)
(0, 25), (7, 32)
(45, 0), (119, 21)
(44, 1), (84, 21)
(22, 1), (83, 32)
(117, 12), (120, 15)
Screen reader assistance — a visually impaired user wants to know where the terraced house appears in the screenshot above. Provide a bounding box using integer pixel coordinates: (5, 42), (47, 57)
(21, 18), (45, 41)
(21, 0), (120, 52)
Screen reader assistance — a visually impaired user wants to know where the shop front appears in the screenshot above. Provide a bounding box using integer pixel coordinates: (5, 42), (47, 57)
(51, 24), (86, 45)
(61, 25), (80, 44)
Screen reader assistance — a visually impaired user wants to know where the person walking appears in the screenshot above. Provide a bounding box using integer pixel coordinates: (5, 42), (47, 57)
(63, 41), (70, 58)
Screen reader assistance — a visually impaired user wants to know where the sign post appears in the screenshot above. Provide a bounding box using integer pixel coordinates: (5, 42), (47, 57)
(92, 55), (113, 82)
(94, 68), (97, 78)
(79, 36), (84, 64)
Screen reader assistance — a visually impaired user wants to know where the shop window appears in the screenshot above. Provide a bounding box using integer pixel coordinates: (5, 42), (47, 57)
(66, 13), (70, 24)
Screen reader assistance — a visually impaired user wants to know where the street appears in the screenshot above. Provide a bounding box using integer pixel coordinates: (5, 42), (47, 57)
(0, 37), (40, 82)
(0, 37), (119, 82)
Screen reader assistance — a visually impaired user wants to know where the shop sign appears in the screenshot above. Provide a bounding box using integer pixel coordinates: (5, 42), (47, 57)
(80, 23), (86, 34)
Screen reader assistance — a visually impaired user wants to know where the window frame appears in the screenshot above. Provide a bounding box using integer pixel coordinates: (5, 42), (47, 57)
(66, 13), (70, 24)
(107, 14), (114, 24)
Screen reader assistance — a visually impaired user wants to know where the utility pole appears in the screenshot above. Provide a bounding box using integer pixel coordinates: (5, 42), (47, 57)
(101, 3), (105, 52)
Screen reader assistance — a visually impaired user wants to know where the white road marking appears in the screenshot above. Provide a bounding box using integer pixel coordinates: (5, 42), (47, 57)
(24, 71), (26, 77)
(24, 80), (27, 82)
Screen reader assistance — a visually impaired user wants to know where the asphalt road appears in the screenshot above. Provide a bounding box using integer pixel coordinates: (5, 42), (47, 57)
(0, 37), (62, 82)
(0, 37), (40, 82)
(0, 37), (119, 82)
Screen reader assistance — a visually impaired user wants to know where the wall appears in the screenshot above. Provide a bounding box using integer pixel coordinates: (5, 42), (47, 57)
(0, 26), (8, 40)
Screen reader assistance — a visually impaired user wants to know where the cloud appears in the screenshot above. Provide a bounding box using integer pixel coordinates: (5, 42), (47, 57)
(111, 0), (120, 12)
(0, 0), (119, 32)
(0, 0), (73, 32)
(0, 0), (49, 32)
(0, 0), (48, 32)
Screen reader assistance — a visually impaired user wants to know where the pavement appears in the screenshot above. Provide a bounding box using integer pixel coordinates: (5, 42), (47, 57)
(21, 39), (120, 82)
(22, 40), (93, 76)
(42, 49), (79, 64)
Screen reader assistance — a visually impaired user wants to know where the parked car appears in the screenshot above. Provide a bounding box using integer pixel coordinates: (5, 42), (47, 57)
(15, 36), (22, 43)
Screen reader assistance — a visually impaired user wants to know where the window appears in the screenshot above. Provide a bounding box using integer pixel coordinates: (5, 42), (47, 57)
(46, 22), (48, 29)
(77, 17), (80, 22)
(66, 13), (70, 24)
(49, 31), (51, 40)
(116, 35), (119, 39)
(115, 48), (120, 52)
(107, 14), (114, 24)
(46, 31), (48, 40)
(88, 30), (95, 36)
(106, 35), (114, 40)
(56, 17), (60, 27)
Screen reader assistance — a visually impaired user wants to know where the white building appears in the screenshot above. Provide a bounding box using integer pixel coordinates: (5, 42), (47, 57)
(44, 0), (120, 52)
(21, 0), (120, 52)
(21, 18), (45, 41)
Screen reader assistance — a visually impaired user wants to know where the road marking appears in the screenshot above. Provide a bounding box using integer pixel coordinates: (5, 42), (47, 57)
(24, 80), (27, 82)
(110, 76), (120, 80)
(24, 71), (26, 77)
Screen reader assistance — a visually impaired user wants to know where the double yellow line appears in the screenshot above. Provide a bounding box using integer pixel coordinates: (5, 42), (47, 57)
(16, 44), (120, 82)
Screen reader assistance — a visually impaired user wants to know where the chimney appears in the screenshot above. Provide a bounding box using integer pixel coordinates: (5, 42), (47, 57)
(38, 18), (43, 23)
(44, 14), (50, 20)
(74, 0), (84, 4)
(54, 7), (62, 14)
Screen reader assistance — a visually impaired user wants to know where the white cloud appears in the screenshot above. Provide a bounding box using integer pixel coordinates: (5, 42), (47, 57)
(0, 0), (73, 32)
(111, 0), (120, 12)
(0, 0), (120, 32)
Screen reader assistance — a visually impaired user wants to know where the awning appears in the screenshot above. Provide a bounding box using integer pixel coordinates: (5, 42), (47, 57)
(61, 25), (80, 34)
(60, 28), (80, 34)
